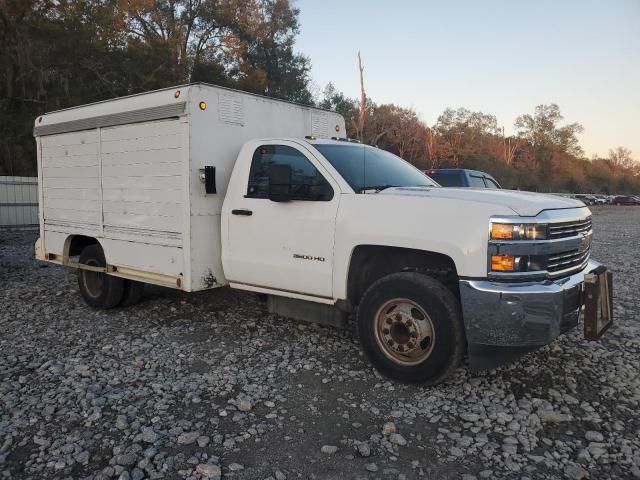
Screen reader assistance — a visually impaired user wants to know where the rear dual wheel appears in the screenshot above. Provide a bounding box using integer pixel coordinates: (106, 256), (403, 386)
(77, 244), (144, 308)
(357, 272), (465, 384)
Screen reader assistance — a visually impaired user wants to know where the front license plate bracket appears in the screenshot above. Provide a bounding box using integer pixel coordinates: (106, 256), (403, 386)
(583, 268), (613, 340)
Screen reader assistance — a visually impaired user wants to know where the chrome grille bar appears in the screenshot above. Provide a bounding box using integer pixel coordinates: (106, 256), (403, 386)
(548, 218), (592, 239)
(547, 249), (590, 271)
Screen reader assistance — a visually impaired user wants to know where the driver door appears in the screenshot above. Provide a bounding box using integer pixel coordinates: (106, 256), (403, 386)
(224, 141), (340, 299)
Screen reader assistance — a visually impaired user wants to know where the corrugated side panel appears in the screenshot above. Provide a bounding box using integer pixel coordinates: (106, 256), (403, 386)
(100, 119), (184, 245)
(41, 131), (100, 231)
(0, 176), (39, 228)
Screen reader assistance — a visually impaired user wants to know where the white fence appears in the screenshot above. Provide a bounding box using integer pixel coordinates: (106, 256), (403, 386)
(0, 176), (39, 229)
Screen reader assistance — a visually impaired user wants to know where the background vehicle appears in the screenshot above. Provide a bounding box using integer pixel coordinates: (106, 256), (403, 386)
(424, 168), (501, 189)
(34, 84), (611, 384)
(612, 195), (640, 205)
(574, 194), (597, 206)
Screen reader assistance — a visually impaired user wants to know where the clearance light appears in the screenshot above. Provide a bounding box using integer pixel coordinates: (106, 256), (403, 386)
(491, 255), (516, 272)
(199, 101), (207, 110)
(335, 124), (341, 132)
(174, 90), (181, 98)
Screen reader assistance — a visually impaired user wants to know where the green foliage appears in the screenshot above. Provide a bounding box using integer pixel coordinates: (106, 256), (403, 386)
(515, 104), (584, 157)
(0, 0), (314, 174)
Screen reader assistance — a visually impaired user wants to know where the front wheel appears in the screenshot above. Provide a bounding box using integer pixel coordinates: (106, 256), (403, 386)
(357, 272), (465, 384)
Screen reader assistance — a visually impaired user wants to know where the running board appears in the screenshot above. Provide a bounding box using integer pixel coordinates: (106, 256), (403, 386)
(267, 295), (347, 329)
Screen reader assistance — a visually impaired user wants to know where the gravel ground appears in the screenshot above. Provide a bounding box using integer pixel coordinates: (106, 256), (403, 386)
(1, 206), (639, 480)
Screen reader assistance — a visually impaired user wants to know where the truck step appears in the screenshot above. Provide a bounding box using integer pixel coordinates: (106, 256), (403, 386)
(267, 296), (347, 329)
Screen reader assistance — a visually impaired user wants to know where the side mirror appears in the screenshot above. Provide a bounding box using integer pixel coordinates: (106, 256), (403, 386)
(268, 164), (292, 202)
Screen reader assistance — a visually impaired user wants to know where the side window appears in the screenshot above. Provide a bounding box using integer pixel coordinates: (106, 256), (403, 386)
(247, 145), (333, 200)
(484, 177), (500, 189)
(469, 175), (486, 188)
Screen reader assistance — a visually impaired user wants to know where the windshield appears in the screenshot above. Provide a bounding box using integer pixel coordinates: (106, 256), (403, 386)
(313, 144), (438, 192)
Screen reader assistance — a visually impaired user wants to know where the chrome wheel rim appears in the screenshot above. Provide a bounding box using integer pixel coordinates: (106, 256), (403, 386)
(373, 298), (435, 366)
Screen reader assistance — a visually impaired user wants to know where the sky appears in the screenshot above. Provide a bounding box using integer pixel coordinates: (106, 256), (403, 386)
(294, 0), (640, 159)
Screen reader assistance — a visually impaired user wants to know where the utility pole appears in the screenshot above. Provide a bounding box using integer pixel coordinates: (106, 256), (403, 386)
(354, 51), (366, 143)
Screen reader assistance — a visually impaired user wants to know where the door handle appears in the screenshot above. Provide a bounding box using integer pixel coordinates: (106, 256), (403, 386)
(232, 209), (253, 216)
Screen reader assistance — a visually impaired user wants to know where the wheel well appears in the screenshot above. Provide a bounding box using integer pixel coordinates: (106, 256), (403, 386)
(64, 235), (100, 260)
(347, 245), (459, 306)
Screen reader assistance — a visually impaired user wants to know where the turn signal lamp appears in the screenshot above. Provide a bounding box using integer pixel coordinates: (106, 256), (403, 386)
(491, 224), (515, 240)
(491, 255), (516, 272)
(199, 101), (207, 110)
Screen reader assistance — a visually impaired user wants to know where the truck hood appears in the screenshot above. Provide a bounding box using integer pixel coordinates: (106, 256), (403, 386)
(379, 187), (585, 217)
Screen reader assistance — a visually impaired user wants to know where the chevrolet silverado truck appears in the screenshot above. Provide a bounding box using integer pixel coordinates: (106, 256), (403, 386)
(33, 84), (613, 384)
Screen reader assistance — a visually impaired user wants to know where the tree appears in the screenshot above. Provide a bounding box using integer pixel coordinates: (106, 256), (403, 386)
(0, 0), (315, 175)
(608, 147), (635, 172)
(352, 51), (367, 143)
(424, 127), (440, 168)
(317, 83), (358, 137)
(374, 105), (424, 162)
(229, 0), (314, 103)
(435, 108), (499, 166)
(501, 127), (523, 167)
(514, 104), (584, 158)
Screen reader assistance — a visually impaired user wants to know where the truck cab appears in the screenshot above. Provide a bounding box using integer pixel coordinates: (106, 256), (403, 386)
(221, 137), (610, 382)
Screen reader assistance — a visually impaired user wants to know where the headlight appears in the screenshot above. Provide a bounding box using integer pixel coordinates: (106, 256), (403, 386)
(490, 223), (548, 241)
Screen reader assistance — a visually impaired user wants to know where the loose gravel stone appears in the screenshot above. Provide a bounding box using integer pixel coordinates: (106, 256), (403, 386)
(357, 442), (371, 457)
(585, 430), (604, 442)
(321, 445), (338, 454)
(382, 422), (396, 435)
(389, 433), (407, 446)
(196, 464), (222, 479)
(365, 463), (378, 472)
(564, 462), (589, 480)
(177, 431), (200, 445)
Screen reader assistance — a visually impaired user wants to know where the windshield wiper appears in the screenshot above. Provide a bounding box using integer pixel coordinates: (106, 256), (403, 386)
(358, 185), (398, 193)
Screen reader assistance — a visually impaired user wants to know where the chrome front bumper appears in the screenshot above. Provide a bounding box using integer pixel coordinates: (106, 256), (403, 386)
(459, 259), (603, 370)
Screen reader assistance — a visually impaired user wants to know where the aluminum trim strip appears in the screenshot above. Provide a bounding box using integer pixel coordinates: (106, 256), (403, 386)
(34, 102), (187, 136)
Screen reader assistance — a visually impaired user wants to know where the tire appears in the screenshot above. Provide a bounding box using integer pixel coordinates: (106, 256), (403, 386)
(77, 244), (124, 309)
(357, 272), (465, 384)
(120, 280), (145, 307)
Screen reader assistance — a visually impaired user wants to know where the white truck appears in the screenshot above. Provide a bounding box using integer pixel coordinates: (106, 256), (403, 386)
(34, 84), (613, 384)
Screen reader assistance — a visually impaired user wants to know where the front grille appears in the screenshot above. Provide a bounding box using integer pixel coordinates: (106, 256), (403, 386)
(548, 217), (592, 239)
(489, 213), (594, 280)
(547, 248), (590, 273)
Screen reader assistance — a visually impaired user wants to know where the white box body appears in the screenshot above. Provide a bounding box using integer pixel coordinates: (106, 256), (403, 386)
(34, 84), (346, 291)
